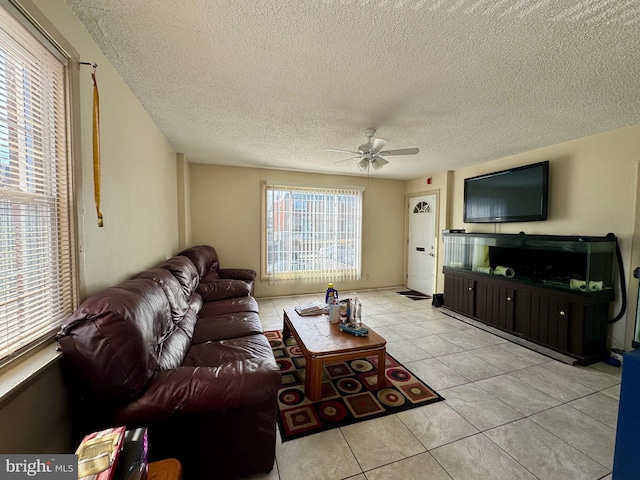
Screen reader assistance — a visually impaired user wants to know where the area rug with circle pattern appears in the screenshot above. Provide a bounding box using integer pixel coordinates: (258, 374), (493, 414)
(266, 330), (445, 442)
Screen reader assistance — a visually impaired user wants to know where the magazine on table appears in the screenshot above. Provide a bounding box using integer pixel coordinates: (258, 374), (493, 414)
(294, 301), (327, 316)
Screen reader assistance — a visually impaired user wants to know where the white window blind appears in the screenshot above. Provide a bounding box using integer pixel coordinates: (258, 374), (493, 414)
(0, 4), (75, 364)
(264, 183), (362, 283)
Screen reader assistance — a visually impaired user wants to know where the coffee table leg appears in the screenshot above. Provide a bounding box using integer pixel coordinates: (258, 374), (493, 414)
(283, 313), (291, 340)
(377, 349), (386, 387)
(305, 357), (323, 401)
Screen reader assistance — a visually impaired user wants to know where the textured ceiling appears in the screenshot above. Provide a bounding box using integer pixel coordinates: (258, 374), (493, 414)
(66, 0), (640, 180)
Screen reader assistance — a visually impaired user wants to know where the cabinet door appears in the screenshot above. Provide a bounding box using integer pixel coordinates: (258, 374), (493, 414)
(515, 292), (569, 351)
(444, 274), (475, 317)
(476, 281), (515, 330)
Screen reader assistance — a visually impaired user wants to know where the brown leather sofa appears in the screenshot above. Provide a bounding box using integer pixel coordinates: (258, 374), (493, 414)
(56, 246), (280, 479)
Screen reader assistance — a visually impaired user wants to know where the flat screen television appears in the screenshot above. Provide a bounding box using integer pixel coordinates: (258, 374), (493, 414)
(463, 160), (549, 223)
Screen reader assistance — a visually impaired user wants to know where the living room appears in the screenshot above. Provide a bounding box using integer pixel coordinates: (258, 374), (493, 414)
(1, 0), (639, 479)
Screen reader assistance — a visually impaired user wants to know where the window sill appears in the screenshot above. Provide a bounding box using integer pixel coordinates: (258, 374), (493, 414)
(0, 341), (61, 408)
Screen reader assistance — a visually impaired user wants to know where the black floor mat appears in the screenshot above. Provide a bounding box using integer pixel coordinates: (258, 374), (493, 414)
(397, 289), (431, 300)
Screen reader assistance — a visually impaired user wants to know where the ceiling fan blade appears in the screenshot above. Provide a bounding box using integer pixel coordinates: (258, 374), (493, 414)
(371, 138), (388, 152)
(326, 148), (361, 155)
(378, 148), (419, 156)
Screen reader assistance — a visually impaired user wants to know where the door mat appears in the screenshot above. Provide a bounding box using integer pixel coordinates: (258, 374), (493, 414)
(397, 289), (431, 300)
(266, 330), (444, 442)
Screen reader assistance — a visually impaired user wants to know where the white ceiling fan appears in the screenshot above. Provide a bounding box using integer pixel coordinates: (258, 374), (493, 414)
(326, 129), (420, 172)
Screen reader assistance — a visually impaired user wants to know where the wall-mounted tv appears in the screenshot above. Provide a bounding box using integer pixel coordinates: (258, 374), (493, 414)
(463, 160), (549, 223)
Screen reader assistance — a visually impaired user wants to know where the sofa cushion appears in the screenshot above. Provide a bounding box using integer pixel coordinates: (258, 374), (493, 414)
(177, 308), (198, 340)
(115, 334), (281, 425)
(158, 256), (199, 299)
(217, 268), (257, 284)
(157, 326), (191, 370)
(57, 279), (172, 401)
(178, 245), (219, 279)
(199, 296), (259, 317)
(114, 358), (281, 425)
(188, 292), (203, 313)
(192, 312), (263, 344)
(182, 334), (275, 367)
(136, 268), (190, 323)
(197, 279), (251, 302)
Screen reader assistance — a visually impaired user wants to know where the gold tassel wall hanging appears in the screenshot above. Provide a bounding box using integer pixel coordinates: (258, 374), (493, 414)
(81, 61), (103, 227)
(91, 65), (103, 227)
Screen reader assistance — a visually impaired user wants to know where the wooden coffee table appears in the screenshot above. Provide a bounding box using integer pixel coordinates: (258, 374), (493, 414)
(282, 306), (387, 401)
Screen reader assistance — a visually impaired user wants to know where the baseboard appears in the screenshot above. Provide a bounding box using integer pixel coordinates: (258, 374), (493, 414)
(439, 307), (578, 366)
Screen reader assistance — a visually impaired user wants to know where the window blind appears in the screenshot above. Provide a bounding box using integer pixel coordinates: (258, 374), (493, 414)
(264, 183), (362, 283)
(0, 4), (75, 364)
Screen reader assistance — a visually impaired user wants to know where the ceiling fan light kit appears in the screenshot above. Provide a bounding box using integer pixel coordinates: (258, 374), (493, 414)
(327, 129), (419, 173)
(371, 160), (384, 171)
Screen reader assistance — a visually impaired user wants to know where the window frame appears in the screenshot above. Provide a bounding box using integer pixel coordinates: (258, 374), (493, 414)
(0, 0), (81, 369)
(261, 180), (364, 283)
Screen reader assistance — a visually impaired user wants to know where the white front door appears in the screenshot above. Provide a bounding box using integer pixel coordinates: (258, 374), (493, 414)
(407, 194), (437, 295)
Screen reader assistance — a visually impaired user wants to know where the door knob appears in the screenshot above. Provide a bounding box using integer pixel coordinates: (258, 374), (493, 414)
(429, 253), (435, 257)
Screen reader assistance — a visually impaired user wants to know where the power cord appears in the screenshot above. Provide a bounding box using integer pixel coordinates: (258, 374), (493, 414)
(609, 234), (627, 324)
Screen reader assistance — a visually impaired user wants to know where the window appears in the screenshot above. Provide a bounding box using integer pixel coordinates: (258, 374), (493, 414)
(263, 182), (363, 282)
(0, 3), (76, 365)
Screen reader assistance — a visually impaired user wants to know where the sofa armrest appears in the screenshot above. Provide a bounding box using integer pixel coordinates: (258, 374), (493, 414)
(218, 268), (256, 283)
(114, 360), (281, 425)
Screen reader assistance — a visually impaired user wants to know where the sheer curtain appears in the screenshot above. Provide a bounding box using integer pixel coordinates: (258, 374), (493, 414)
(264, 182), (363, 283)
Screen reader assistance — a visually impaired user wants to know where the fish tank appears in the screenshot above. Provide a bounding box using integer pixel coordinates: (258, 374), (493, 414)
(443, 232), (617, 292)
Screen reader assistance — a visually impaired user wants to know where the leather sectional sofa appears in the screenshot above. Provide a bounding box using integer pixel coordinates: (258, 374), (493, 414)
(56, 245), (281, 479)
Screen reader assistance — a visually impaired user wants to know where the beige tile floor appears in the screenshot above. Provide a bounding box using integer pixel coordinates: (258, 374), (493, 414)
(247, 288), (620, 480)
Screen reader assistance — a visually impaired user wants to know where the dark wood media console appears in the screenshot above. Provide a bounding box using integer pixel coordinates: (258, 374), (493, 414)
(443, 267), (613, 365)
(441, 232), (617, 365)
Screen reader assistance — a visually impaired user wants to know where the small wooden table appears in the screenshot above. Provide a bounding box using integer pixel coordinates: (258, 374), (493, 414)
(283, 307), (387, 401)
(147, 459), (182, 480)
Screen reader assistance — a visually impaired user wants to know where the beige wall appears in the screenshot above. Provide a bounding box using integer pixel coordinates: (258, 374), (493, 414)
(0, 362), (74, 454)
(177, 153), (192, 250)
(410, 124), (640, 349)
(190, 165), (406, 297)
(33, 0), (180, 296)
